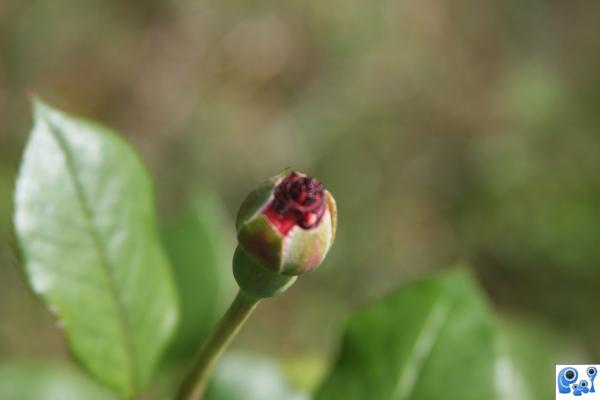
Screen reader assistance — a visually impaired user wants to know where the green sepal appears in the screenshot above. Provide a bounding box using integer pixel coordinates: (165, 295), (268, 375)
(324, 190), (337, 244)
(280, 209), (333, 275)
(232, 247), (297, 298)
(235, 171), (287, 231)
(237, 215), (284, 272)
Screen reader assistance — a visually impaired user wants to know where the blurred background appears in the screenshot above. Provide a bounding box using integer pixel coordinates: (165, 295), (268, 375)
(2, 0), (600, 397)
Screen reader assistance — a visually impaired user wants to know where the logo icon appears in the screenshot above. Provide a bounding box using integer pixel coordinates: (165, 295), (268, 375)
(557, 365), (600, 399)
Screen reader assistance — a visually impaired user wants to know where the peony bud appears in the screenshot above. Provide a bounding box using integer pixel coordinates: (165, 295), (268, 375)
(233, 170), (336, 297)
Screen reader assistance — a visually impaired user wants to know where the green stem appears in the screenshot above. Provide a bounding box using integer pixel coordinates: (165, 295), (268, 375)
(176, 290), (260, 400)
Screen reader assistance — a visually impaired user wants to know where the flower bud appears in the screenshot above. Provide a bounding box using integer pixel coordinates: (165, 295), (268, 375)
(235, 171), (337, 278)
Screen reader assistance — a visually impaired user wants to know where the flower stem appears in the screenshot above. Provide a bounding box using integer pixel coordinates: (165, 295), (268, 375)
(176, 290), (260, 400)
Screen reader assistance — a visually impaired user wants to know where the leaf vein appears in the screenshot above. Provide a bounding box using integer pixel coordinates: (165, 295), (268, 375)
(392, 286), (454, 400)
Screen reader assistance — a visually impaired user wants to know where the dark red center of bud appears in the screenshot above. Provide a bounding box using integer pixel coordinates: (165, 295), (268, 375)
(264, 172), (326, 235)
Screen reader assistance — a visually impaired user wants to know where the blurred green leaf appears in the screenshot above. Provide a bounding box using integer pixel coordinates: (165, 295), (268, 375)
(13, 100), (179, 396)
(0, 361), (116, 400)
(282, 353), (329, 393)
(499, 316), (586, 400)
(206, 353), (307, 400)
(163, 196), (235, 360)
(315, 270), (534, 400)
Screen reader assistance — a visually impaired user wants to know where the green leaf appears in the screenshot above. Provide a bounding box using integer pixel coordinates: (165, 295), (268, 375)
(498, 316), (584, 400)
(13, 100), (179, 396)
(315, 270), (530, 400)
(162, 196), (235, 361)
(0, 361), (117, 400)
(206, 353), (308, 400)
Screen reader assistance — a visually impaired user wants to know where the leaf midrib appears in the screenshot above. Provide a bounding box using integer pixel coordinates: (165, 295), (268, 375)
(392, 285), (454, 400)
(46, 119), (137, 392)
